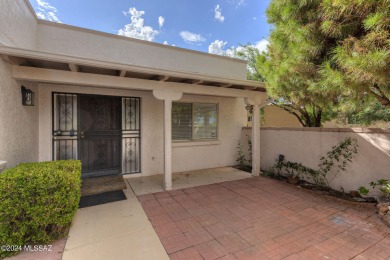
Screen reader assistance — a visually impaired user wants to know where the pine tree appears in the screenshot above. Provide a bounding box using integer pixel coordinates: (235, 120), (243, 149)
(257, 0), (389, 126)
(320, 0), (390, 108)
(258, 0), (339, 127)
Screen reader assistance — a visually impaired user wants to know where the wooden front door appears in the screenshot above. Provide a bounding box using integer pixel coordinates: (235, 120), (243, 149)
(79, 95), (121, 178)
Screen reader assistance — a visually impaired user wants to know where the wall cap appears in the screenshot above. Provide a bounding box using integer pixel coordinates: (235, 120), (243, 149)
(242, 127), (390, 134)
(173, 140), (220, 147)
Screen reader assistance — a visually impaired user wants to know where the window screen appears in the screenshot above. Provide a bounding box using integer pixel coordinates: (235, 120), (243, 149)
(193, 103), (218, 139)
(172, 102), (218, 141)
(172, 103), (192, 140)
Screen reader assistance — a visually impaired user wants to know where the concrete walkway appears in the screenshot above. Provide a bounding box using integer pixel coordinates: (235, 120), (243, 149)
(139, 176), (390, 259)
(62, 180), (168, 260)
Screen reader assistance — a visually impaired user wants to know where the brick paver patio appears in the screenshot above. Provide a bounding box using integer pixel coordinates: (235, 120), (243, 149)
(138, 177), (390, 259)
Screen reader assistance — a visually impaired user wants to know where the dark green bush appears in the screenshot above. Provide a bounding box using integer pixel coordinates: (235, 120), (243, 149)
(0, 160), (81, 258)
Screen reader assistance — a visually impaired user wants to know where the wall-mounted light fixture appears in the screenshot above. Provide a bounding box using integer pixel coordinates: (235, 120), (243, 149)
(245, 105), (253, 115)
(245, 105), (253, 126)
(21, 86), (35, 106)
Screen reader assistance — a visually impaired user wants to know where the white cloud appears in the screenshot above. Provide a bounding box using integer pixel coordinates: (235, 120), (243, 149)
(179, 31), (206, 44)
(158, 16), (165, 28)
(255, 39), (269, 53)
(225, 45), (245, 57)
(35, 0), (61, 23)
(208, 40), (227, 55)
(208, 40), (245, 57)
(227, 0), (246, 7)
(118, 7), (159, 42)
(209, 38), (269, 57)
(214, 5), (225, 23)
(163, 41), (175, 47)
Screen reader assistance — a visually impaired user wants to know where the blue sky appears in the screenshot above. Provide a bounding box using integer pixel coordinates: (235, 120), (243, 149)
(29, 0), (271, 55)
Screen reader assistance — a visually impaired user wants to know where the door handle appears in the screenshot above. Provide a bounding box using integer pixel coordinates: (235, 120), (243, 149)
(80, 132), (84, 139)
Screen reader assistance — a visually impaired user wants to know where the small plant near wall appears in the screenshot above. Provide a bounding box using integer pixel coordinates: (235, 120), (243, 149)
(358, 179), (390, 198)
(283, 161), (318, 184)
(269, 156), (318, 184)
(268, 137), (358, 189)
(357, 186), (370, 196)
(358, 179), (390, 226)
(236, 141), (248, 171)
(236, 135), (252, 172)
(268, 155), (285, 178)
(247, 137), (252, 167)
(317, 137), (358, 187)
(381, 184), (390, 198)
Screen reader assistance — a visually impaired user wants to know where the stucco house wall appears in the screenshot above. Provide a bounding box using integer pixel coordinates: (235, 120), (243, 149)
(0, 60), (39, 168)
(1, 0), (247, 82)
(0, 0), (262, 179)
(38, 84), (247, 176)
(172, 95), (247, 173)
(0, 0), (40, 167)
(0, 0), (37, 48)
(36, 22), (247, 80)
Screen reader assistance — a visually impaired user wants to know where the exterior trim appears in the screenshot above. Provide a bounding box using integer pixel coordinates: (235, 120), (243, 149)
(172, 141), (221, 147)
(36, 20), (247, 64)
(244, 127), (390, 134)
(12, 66), (267, 98)
(0, 46), (266, 91)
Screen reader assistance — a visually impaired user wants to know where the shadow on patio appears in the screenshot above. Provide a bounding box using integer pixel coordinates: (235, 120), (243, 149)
(126, 167), (251, 196)
(137, 173), (390, 259)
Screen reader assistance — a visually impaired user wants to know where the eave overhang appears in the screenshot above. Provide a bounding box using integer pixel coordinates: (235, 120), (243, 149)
(0, 46), (266, 93)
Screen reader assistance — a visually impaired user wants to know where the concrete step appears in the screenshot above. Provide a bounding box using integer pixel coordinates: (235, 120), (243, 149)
(81, 175), (127, 196)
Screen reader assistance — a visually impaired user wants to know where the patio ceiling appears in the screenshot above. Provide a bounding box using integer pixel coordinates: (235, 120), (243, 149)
(0, 46), (266, 93)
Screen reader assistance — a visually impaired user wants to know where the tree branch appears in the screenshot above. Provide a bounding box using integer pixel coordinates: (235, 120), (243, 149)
(370, 84), (390, 108)
(272, 102), (307, 127)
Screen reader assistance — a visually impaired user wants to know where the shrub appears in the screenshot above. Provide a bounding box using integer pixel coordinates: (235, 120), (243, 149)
(358, 179), (390, 198)
(317, 137), (358, 187)
(268, 137), (358, 188)
(236, 135), (252, 172)
(0, 160), (81, 258)
(279, 161), (318, 179)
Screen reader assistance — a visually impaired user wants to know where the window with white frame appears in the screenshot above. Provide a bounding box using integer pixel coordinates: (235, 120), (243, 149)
(172, 102), (218, 141)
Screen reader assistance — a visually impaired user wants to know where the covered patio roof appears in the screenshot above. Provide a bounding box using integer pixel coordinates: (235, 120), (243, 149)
(0, 45), (266, 191)
(0, 45), (266, 94)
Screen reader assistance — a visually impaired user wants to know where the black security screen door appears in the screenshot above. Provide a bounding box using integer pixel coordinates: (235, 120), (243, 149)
(52, 93), (141, 177)
(79, 95), (121, 178)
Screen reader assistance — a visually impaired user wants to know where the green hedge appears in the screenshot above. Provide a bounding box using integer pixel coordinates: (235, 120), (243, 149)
(0, 160), (81, 258)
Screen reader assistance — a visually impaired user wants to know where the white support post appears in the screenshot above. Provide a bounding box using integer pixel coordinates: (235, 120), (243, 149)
(163, 99), (173, 190)
(153, 89), (183, 190)
(252, 104), (260, 176)
(245, 96), (267, 177)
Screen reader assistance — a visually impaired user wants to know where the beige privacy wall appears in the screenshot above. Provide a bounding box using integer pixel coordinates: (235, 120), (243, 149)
(262, 105), (302, 127)
(242, 127), (390, 192)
